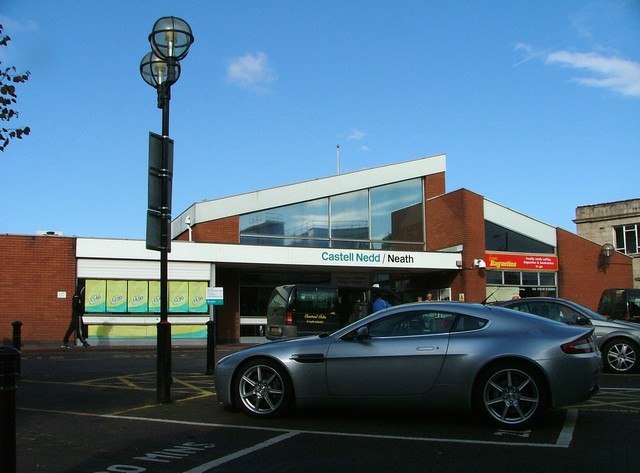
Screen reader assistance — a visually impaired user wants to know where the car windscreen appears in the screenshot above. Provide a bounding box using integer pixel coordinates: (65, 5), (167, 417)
(628, 290), (640, 316)
(267, 286), (293, 318)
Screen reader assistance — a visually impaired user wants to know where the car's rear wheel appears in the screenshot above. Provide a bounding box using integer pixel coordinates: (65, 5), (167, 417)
(476, 362), (546, 427)
(602, 339), (639, 373)
(234, 358), (293, 417)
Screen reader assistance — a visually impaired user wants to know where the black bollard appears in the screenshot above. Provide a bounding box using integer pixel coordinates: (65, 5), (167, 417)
(0, 345), (20, 473)
(205, 316), (216, 375)
(11, 321), (22, 376)
(11, 321), (22, 351)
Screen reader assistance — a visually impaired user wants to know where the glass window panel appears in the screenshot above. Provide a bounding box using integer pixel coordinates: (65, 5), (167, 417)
(370, 179), (423, 243)
(240, 199), (328, 238)
(486, 271), (502, 285)
(539, 272), (556, 286)
(504, 271), (521, 285)
(625, 226), (638, 254)
(331, 240), (371, 249)
(370, 242), (424, 251)
(521, 272), (539, 286)
(330, 190), (369, 240)
(615, 226), (625, 251)
(485, 221), (555, 254)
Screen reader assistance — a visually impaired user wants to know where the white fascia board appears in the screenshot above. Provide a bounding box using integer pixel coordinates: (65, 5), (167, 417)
(483, 199), (557, 247)
(172, 155), (446, 236)
(83, 316), (209, 325)
(77, 238), (461, 271)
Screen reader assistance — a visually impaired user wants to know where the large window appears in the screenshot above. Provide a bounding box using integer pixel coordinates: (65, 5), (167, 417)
(370, 179), (423, 245)
(615, 224), (639, 255)
(239, 179), (424, 250)
(485, 221), (555, 254)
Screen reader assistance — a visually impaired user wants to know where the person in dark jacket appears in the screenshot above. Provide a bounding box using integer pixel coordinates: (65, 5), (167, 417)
(62, 286), (91, 348)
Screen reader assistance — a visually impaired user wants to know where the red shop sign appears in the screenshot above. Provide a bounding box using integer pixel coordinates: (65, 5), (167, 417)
(485, 253), (558, 271)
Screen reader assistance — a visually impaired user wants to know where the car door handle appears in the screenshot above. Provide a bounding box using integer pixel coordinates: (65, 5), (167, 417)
(416, 346), (436, 351)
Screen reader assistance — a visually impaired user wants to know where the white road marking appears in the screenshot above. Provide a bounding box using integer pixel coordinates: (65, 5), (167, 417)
(182, 432), (300, 472)
(555, 409), (577, 447)
(102, 413), (572, 449)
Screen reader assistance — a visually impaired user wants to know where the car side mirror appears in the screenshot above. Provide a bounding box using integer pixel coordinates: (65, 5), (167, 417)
(356, 326), (371, 340)
(574, 315), (592, 326)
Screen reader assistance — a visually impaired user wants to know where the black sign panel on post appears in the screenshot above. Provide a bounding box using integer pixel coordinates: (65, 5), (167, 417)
(146, 132), (174, 251)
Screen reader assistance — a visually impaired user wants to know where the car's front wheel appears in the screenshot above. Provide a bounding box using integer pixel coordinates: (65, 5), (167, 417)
(234, 358), (293, 417)
(476, 362), (546, 427)
(602, 339), (639, 373)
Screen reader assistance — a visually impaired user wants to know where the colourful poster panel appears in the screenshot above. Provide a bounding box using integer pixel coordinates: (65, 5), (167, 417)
(169, 281), (189, 312)
(189, 281), (208, 313)
(149, 281), (161, 313)
(107, 280), (127, 312)
(485, 253), (559, 271)
(128, 280), (148, 313)
(85, 280), (106, 313)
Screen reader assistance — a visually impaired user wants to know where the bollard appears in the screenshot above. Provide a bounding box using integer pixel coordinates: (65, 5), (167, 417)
(11, 322), (22, 376)
(11, 322), (22, 351)
(0, 345), (20, 473)
(205, 318), (216, 375)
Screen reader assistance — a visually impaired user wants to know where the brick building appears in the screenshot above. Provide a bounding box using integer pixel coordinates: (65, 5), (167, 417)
(0, 155), (633, 347)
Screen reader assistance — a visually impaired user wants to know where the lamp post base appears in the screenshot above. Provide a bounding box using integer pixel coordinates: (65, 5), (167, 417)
(157, 320), (172, 403)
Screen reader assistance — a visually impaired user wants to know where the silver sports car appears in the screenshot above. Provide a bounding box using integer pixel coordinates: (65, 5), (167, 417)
(215, 302), (601, 427)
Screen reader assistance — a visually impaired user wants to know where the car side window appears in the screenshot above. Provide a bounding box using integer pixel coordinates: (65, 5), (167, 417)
(451, 315), (487, 332)
(508, 302), (530, 313)
(557, 305), (581, 323)
(367, 310), (457, 338)
(526, 302), (561, 322)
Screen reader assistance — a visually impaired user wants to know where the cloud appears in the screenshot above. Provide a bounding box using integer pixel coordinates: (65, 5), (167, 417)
(347, 129), (366, 140)
(545, 50), (640, 97)
(226, 52), (276, 92)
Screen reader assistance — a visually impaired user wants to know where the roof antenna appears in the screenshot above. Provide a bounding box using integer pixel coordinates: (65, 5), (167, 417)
(336, 144), (341, 174)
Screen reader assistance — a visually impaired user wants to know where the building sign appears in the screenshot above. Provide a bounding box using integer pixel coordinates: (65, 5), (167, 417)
(206, 287), (224, 306)
(485, 253), (558, 271)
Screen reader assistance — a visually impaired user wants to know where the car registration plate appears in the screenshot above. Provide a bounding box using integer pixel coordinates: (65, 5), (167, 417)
(268, 326), (282, 336)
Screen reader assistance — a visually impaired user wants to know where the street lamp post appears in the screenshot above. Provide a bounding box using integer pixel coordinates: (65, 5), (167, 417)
(140, 16), (194, 404)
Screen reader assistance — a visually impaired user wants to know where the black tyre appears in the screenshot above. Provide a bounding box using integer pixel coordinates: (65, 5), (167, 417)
(475, 362), (547, 427)
(234, 358), (293, 417)
(602, 339), (639, 374)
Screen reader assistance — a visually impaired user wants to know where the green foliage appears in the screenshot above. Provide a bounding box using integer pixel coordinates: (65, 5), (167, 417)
(0, 24), (31, 152)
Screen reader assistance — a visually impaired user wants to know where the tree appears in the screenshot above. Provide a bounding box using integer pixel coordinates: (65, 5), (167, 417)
(1, 24), (30, 152)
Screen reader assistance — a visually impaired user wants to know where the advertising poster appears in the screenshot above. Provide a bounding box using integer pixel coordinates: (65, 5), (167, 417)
(189, 281), (208, 313)
(169, 281), (189, 312)
(128, 280), (149, 313)
(85, 279), (106, 313)
(107, 280), (128, 312)
(149, 281), (161, 313)
(485, 253), (559, 271)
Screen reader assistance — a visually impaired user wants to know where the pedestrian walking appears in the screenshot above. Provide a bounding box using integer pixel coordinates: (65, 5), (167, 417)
(62, 286), (91, 348)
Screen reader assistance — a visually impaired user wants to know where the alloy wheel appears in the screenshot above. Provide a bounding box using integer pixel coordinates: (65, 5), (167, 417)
(606, 341), (637, 373)
(238, 363), (286, 415)
(483, 367), (540, 426)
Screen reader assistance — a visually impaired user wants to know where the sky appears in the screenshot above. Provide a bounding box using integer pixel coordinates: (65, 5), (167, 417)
(1, 1), (639, 240)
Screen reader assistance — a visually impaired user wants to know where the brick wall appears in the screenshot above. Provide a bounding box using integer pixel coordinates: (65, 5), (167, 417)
(181, 216), (240, 243)
(557, 228), (634, 310)
(425, 189), (487, 302)
(0, 235), (77, 345)
(425, 172), (446, 198)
